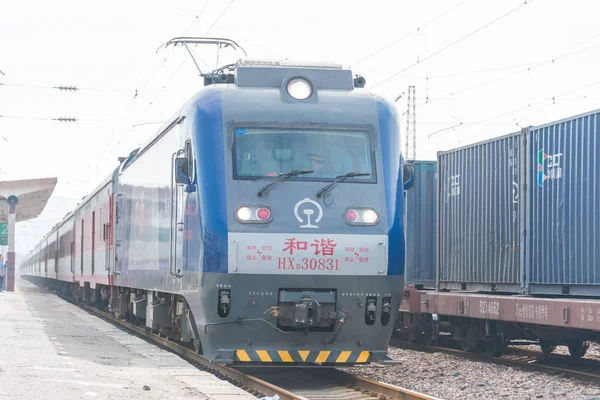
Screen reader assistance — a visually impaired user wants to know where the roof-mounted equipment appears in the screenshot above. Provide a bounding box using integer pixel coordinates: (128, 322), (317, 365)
(156, 37), (247, 86)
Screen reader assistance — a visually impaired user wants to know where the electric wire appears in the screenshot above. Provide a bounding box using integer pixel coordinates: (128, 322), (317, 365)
(351, 0), (472, 67)
(419, 37), (600, 107)
(372, 0), (535, 89)
(427, 79), (600, 138)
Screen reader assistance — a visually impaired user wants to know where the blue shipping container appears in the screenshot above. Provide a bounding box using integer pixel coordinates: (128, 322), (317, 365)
(437, 133), (522, 292)
(526, 109), (600, 295)
(404, 161), (437, 289)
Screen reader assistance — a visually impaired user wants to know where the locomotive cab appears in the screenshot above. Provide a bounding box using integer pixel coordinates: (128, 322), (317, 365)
(40, 56), (409, 366)
(178, 59), (406, 364)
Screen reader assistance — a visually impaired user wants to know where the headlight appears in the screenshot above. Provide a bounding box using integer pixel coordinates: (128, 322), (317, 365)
(287, 78), (312, 100)
(236, 207), (252, 221)
(361, 209), (378, 224)
(344, 207), (380, 226)
(235, 205), (272, 224)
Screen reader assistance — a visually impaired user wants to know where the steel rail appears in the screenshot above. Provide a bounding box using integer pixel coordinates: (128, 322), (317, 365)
(391, 338), (600, 382)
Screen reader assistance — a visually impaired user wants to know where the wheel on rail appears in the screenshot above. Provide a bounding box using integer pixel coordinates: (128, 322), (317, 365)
(423, 314), (439, 346)
(460, 320), (482, 352)
(484, 334), (505, 357)
(540, 342), (556, 355)
(193, 338), (202, 354)
(567, 340), (589, 358)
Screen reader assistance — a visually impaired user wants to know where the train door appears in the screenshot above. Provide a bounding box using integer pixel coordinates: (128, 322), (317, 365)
(91, 211), (95, 275)
(114, 192), (124, 276)
(70, 225), (75, 278)
(80, 219), (84, 275)
(170, 143), (190, 281)
(103, 198), (111, 274)
(44, 241), (48, 277)
(54, 236), (59, 279)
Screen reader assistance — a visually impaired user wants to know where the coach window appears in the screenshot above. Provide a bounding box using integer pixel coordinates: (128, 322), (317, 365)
(184, 140), (194, 180)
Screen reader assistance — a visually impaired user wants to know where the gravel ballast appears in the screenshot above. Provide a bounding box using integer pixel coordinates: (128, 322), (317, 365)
(341, 345), (600, 400)
(514, 342), (600, 360)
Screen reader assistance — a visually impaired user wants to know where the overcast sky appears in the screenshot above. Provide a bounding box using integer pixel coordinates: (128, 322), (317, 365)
(2, 0), (600, 255)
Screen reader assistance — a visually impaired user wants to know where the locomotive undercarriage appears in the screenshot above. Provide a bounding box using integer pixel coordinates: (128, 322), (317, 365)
(107, 286), (203, 353)
(25, 277), (204, 354)
(26, 275), (402, 365)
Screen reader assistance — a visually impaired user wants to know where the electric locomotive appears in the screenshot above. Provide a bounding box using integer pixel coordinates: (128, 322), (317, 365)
(21, 47), (409, 366)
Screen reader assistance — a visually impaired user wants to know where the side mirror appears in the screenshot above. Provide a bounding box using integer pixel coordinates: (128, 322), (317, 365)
(175, 157), (191, 185)
(403, 163), (415, 190)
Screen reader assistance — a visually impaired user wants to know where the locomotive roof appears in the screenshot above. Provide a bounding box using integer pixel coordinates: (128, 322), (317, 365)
(234, 58), (344, 69)
(201, 57), (364, 90)
(233, 58), (355, 91)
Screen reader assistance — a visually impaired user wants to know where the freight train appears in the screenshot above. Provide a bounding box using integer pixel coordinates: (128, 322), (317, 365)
(400, 109), (600, 357)
(20, 54), (410, 365)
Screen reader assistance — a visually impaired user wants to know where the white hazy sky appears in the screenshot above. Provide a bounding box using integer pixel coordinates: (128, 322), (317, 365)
(2, 0), (600, 255)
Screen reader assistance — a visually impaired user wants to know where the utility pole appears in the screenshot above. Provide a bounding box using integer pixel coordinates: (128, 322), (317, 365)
(405, 85), (417, 161)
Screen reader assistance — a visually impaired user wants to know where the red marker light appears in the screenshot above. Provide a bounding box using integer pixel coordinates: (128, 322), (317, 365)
(345, 209), (357, 223)
(257, 208), (271, 221)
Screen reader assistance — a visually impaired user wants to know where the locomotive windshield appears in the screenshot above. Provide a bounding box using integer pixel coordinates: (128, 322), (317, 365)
(233, 127), (375, 181)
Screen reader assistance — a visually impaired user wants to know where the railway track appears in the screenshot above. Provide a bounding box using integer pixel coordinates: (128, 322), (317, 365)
(391, 337), (600, 383)
(37, 283), (437, 400)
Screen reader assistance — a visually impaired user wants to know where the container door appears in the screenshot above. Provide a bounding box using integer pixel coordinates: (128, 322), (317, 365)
(526, 111), (600, 295)
(437, 133), (522, 292)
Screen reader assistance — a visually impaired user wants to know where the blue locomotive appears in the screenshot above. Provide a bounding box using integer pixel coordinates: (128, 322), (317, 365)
(21, 52), (408, 365)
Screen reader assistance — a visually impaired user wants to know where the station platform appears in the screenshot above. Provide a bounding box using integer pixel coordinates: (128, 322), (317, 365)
(0, 280), (256, 400)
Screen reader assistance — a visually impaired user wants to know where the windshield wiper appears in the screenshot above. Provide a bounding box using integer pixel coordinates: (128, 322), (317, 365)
(257, 170), (314, 197)
(316, 172), (370, 198)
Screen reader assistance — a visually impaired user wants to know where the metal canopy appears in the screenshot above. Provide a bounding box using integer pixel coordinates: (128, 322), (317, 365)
(0, 177), (58, 222)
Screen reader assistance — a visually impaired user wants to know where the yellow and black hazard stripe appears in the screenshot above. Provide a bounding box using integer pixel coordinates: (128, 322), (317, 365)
(234, 350), (371, 364)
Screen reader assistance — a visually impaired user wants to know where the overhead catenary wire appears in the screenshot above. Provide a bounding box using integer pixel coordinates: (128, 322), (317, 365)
(0, 81), (189, 95)
(131, 1), (213, 104)
(418, 36), (600, 107)
(0, 114), (124, 123)
(107, 0), (238, 169)
(371, 31), (600, 82)
(351, 0), (472, 67)
(203, 0), (236, 36)
(427, 79), (600, 138)
(71, 0), (222, 188)
(161, 0), (197, 17)
(132, 0), (238, 126)
(372, 0), (536, 89)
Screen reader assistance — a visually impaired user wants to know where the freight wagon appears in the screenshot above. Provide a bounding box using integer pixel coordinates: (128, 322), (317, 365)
(399, 108), (600, 357)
